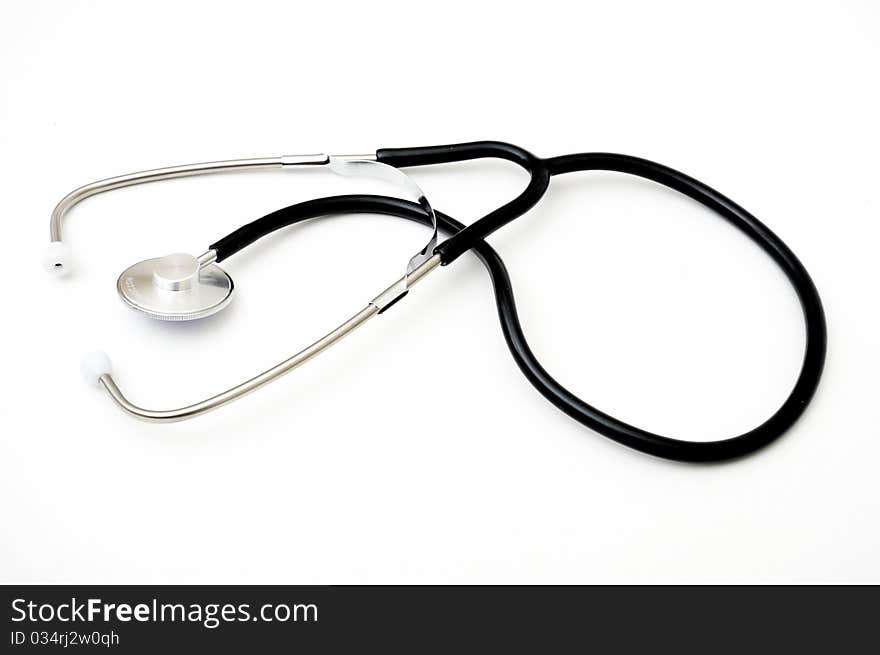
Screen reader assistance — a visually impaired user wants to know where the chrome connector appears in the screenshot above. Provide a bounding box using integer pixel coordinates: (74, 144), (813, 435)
(196, 250), (217, 269)
(332, 153), (377, 162)
(280, 154), (330, 167)
(280, 154), (376, 167)
(369, 253), (441, 312)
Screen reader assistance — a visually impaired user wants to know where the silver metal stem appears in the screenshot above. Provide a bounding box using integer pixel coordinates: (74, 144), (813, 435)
(97, 254), (441, 422)
(49, 154), (374, 242)
(51, 158), (285, 242)
(196, 250), (217, 269)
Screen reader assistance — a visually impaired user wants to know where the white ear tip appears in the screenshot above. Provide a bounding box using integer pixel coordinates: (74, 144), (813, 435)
(44, 241), (73, 276)
(81, 351), (113, 385)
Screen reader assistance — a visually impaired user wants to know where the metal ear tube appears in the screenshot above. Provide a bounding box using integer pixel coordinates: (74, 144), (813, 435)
(91, 253), (440, 422)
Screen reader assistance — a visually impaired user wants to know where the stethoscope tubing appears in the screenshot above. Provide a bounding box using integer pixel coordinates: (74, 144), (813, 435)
(213, 141), (826, 462)
(537, 154), (825, 461)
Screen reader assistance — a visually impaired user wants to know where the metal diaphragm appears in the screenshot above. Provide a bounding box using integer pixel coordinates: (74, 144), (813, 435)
(117, 253), (233, 321)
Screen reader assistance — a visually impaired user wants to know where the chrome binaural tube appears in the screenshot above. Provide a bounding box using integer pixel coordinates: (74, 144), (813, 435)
(95, 254), (441, 422)
(49, 154), (354, 242)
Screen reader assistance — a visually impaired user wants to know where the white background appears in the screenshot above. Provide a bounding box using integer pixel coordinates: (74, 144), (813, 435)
(1, 0), (878, 583)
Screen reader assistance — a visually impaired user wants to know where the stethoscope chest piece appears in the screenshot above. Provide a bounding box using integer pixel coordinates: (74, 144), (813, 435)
(117, 252), (233, 321)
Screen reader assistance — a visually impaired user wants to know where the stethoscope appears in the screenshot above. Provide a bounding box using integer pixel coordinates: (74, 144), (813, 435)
(47, 141), (827, 462)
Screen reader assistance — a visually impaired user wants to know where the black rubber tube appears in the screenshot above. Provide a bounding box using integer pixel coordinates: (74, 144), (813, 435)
(208, 147), (826, 462)
(535, 154), (827, 461)
(377, 141), (550, 264)
(214, 140), (549, 262)
(209, 196), (429, 261)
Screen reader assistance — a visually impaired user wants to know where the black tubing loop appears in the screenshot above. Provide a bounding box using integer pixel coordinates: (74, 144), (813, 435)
(211, 146), (826, 463)
(377, 141), (551, 264)
(513, 153), (826, 461)
(209, 195), (434, 262)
